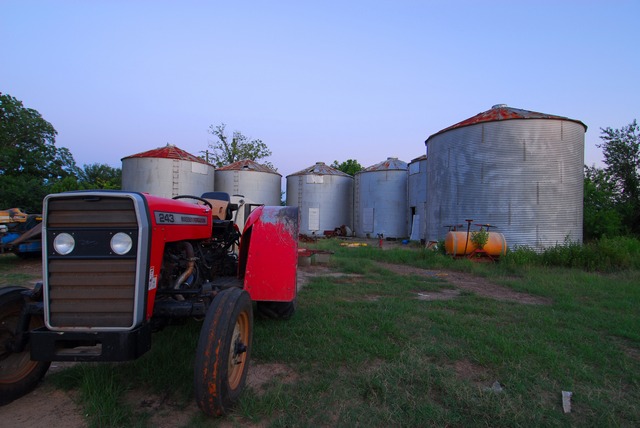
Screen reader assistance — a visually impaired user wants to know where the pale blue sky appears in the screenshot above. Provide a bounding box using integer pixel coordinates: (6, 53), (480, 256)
(2, 1), (639, 179)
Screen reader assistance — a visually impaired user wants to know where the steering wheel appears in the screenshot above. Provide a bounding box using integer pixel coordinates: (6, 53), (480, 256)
(172, 195), (213, 209)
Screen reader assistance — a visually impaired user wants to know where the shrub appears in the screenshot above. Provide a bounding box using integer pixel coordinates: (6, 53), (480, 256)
(499, 236), (640, 272)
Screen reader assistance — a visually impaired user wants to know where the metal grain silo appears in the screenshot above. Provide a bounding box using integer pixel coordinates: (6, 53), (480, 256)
(215, 159), (281, 206)
(425, 104), (587, 251)
(354, 157), (408, 239)
(121, 144), (215, 199)
(286, 162), (353, 236)
(408, 155), (427, 242)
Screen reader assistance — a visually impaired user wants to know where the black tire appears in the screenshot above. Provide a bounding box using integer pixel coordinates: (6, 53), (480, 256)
(0, 287), (51, 406)
(13, 251), (41, 260)
(194, 288), (253, 416)
(256, 300), (296, 320)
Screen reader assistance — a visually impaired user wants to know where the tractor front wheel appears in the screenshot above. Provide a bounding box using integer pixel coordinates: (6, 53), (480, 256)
(0, 287), (51, 406)
(194, 288), (253, 416)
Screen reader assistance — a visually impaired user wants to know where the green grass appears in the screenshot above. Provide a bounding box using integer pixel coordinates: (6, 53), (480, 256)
(38, 238), (640, 426)
(0, 253), (41, 286)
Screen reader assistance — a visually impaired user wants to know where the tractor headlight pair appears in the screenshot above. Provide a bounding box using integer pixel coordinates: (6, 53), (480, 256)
(52, 232), (132, 255)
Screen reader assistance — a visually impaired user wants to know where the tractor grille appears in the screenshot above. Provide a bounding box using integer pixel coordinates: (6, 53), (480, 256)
(47, 197), (138, 227)
(45, 195), (142, 329)
(48, 259), (137, 327)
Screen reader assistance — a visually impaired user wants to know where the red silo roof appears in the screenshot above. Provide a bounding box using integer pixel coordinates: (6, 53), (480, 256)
(121, 144), (211, 165)
(216, 159), (280, 175)
(426, 104), (588, 144)
(360, 157), (408, 172)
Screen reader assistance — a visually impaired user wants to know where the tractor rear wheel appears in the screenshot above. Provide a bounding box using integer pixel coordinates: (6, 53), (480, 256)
(0, 287), (51, 406)
(194, 288), (253, 416)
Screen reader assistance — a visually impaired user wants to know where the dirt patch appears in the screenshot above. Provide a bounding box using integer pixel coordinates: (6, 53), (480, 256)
(0, 254), (42, 287)
(121, 362), (298, 428)
(611, 337), (640, 362)
(415, 288), (461, 301)
(296, 264), (362, 290)
(0, 387), (84, 428)
(451, 358), (491, 386)
(246, 362), (299, 395)
(377, 262), (551, 305)
(125, 389), (198, 428)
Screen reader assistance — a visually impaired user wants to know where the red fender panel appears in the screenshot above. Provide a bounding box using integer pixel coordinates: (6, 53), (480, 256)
(241, 206), (299, 302)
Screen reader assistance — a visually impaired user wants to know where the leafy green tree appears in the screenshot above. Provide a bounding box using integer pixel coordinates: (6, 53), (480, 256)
(0, 92), (78, 212)
(583, 165), (624, 240)
(330, 159), (363, 176)
(49, 176), (82, 194)
(48, 164), (122, 194)
(78, 163), (122, 189)
(203, 123), (273, 169)
(597, 120), (640, 234)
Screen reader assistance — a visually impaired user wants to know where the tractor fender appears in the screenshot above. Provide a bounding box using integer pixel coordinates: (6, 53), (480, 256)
(239, 206), (298, 302)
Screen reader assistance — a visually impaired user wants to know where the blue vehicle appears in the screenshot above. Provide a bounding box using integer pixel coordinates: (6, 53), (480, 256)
(0, 209), (42, 258)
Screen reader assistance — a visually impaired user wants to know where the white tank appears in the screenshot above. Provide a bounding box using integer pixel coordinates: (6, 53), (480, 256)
(121, 144), (215, 199)
(230, 194), (258, 233)
(286, 162), (353, 236)
(354, 157), (408, 239)
(408, 155), (427, 242)
(215, 159), (281, 206)
(425, 104), (586, 251)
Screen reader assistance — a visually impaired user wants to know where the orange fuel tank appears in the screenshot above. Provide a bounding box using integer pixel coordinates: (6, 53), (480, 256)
(444, 231), (507, 256)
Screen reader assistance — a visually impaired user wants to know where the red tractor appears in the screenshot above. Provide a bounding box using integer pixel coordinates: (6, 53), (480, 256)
(0, 190), (298, 416)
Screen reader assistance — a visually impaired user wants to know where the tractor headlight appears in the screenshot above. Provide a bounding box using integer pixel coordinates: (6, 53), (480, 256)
(53, 233), (75, 255)
(110, 232), (133, 255)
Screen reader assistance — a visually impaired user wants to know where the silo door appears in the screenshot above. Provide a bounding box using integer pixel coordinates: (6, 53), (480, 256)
(309, 207), (320, 232)
(410, 215), (420, 241)
(363, 208), (374, 233)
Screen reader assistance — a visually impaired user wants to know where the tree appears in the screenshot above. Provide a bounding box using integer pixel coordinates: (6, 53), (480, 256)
(331, 159), (363, 176)
(47, 163), (122, 194)
(0, 93), (78, 212)
(597, 120), (640, 234)
(583, 165), (624, 240)
(203, 123), (273, 169)
(78, 163), (122, 189)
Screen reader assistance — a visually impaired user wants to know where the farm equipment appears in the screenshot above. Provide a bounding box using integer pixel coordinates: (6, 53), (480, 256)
(444, 220), (507, 261)
(0, 208), (42, 257)
(0, 190), (298, 415)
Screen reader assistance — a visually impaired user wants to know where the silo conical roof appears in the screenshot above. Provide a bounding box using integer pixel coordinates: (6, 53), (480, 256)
(216, 159), (281, 176)
(287, 162), (351, 178)
(121, 144), (210, 165)
(426, 104), (588, 144)
(360, 157), (408, 172)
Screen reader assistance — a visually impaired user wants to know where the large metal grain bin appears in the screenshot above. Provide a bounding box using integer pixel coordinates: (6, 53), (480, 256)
(354, 157), (408, 239)
(286, 162), (353, 236)
(215, 159), (281, 206)
(424, 104), (587, 251)
(408, 155), (427, 242)
(121, 145), (215, 199)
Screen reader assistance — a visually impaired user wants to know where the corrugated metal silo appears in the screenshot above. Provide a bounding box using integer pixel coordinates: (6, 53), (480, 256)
(286, 162), (353, 236)
(121, 144), (215, 199)
(354, 157), (408, 239)
(408, 155), (427, 242)
(425, 104), (586, 251)
(215, 159), (282, 206)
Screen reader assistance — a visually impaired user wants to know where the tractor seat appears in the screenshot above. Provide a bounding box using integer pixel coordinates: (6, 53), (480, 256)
(201, 192), (232, 220)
